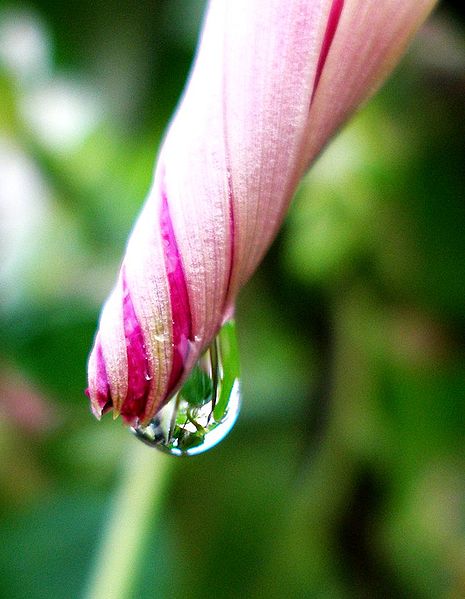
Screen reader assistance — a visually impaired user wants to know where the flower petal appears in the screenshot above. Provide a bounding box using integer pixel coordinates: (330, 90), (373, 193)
(87, 0), (437, 425)
(304, 0), (438, 165)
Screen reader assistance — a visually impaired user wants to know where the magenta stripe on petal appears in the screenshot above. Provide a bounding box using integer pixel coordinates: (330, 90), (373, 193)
(121, 271), (152, 423)
(312, 0), (345, 100)
(224, 171), (235, 306)
(87, 339), (112, 417)
(160, 186), (193, 396)
(222, 60), (236, 309)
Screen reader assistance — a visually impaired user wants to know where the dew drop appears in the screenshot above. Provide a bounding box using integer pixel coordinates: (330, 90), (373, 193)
(130, 320), (240, 456)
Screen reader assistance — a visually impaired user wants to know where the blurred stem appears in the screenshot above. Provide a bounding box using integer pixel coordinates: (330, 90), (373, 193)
(84, 440), (172, 599)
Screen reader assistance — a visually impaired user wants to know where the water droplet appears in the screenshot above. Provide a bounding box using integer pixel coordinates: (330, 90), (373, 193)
(130, 320), (240, 456)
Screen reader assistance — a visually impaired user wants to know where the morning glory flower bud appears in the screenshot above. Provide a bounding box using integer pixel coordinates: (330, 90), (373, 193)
(87, 0), (436, 429)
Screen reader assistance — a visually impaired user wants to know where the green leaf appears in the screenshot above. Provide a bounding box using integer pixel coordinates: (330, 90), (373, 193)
(179, 366), (212, 407)
(178, 431), (205, 451)
(213, 320), (239, 422)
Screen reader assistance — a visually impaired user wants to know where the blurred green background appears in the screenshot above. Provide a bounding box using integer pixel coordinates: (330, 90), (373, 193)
(1, 1), (465, 598)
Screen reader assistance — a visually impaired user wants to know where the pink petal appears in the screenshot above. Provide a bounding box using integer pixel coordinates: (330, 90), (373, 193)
(304, 0), (438, 166)
(87, 0), (437, 425)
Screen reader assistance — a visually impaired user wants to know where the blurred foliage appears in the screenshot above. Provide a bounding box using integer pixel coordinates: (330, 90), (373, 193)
(0, 2), (465, 598)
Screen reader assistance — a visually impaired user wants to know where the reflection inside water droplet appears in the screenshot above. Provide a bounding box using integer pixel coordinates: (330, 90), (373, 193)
(130, 320), (240, 456)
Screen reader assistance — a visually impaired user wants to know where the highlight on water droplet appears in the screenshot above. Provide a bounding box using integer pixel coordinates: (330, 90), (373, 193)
(130, 320), (240, 456)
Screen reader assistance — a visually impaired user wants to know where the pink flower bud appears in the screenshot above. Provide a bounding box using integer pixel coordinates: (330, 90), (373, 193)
(87, 0), (436, 426)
